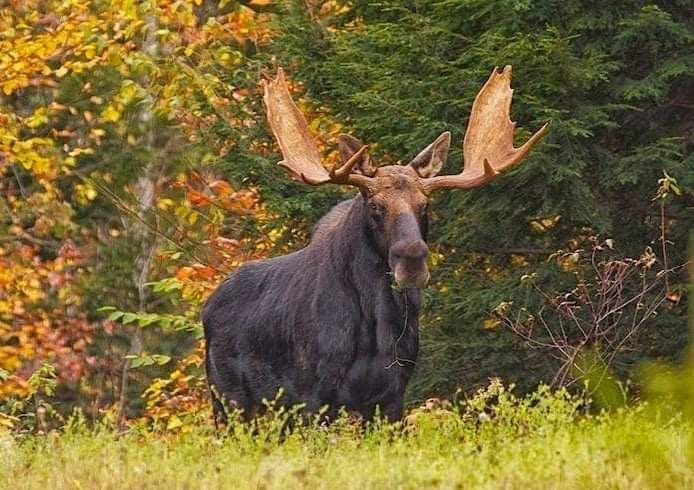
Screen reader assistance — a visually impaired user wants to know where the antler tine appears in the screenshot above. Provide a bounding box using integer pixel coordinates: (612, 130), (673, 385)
(263, 68), (374, 189)
(330, 145), (369, 180)
(422, 65), (549, 193)
(330, 144), (374, 188)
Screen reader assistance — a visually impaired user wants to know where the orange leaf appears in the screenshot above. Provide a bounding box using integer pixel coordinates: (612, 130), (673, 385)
(208, 180), (233, 197)
(187, 189), (211, 207)
(192, 264), (216, 280)
(175, 266), (194, 280)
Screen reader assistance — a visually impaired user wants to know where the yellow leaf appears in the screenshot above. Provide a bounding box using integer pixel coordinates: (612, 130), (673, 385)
(26, 108), (49, 128)
(483, 318), (500, 330)
(101, 105), (121, 122)
(157, 198), (174, 210)
(68, 147), (95, 157)
(2, 81), (16, 95)
(166, 415), (183, 430)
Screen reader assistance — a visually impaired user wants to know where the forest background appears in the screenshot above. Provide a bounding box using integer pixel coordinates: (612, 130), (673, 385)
(0, 0), (692, 428)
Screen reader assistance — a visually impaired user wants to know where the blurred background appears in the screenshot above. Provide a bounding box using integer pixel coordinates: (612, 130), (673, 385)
(0, 0), (691, 426)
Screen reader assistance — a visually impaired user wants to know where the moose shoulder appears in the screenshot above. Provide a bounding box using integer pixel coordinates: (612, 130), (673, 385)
(202, 66), (548, 422)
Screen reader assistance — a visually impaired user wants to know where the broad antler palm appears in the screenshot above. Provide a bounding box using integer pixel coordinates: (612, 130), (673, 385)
(263, 68), (373, 188)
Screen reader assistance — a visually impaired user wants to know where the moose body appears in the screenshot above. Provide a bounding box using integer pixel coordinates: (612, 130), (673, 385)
(203, 66), (548, 421)
(203, 195), (422, 421)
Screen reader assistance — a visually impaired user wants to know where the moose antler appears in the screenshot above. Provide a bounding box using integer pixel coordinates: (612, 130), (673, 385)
(263, 68), (374, 188)
(421, 66), (549, 192)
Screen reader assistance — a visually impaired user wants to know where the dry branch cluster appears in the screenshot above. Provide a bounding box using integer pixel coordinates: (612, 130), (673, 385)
(497, 239), (684, 391)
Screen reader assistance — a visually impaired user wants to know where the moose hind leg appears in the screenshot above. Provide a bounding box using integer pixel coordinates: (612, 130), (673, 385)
(208, 377), (256, 423)
(206, 351), (254, 424)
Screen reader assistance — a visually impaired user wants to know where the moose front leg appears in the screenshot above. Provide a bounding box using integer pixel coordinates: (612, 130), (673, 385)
(379, 395), (405, 422)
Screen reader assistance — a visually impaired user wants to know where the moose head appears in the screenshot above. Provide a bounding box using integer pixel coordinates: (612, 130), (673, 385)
(263, 66), (548, 289)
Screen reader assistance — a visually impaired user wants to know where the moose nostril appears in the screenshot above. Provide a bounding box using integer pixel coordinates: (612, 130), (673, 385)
(391, 240), (429, 261)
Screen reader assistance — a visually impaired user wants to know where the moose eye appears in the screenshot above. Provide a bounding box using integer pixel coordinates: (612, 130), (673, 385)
(369, 202), (384, 219)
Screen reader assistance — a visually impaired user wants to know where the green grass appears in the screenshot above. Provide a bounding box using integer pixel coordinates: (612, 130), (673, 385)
(1, 385), (692, 489)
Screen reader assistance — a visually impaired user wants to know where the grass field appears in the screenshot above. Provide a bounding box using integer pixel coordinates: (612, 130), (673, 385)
(1, 384), (692, 489)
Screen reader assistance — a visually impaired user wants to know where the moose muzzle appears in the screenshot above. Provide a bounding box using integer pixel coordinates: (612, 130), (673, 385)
(389, 239), (430, 289)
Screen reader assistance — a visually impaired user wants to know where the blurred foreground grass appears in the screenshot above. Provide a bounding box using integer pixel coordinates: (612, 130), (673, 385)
(1, 383), (692, 490)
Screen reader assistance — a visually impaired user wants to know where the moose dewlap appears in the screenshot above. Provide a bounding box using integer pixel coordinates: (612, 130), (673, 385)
(202, 66), (548, 422)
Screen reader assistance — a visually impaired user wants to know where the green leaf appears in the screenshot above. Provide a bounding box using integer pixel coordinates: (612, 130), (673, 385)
(122, 313), (138, 324)
(151, 355), (171, 365)
(107, 311), (125, 321)
(126, 354), (171, 369)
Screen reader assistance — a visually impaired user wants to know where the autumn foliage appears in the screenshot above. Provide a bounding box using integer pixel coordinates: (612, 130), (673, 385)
(1, 0), (278, 425)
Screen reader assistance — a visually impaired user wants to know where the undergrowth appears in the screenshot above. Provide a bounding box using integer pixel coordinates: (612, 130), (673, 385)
(1, 381), (691, 489)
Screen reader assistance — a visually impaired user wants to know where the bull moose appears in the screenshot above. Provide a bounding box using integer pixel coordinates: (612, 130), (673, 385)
(202, 66), (548, 422)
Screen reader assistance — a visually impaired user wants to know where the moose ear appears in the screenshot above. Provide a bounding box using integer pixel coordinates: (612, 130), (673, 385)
(409, 132), (451, 178)
(338, 134), (376, 177)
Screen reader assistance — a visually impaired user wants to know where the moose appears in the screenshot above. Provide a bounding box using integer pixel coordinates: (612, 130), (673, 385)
(202, 66), (548, 422)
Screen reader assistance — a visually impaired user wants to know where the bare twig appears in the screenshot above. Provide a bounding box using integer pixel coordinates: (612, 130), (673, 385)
(500, 235), (685, 393)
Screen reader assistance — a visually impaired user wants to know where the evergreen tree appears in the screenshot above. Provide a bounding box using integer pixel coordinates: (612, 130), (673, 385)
(270, 0), (693, 399)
